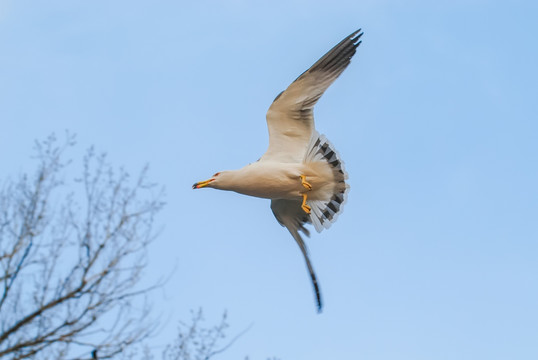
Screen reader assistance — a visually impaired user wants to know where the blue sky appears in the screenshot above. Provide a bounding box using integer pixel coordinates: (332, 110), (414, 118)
(1, 1), (537, 359)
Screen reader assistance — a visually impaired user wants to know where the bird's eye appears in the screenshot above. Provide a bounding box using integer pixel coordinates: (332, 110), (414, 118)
(213, 172), (220, 177)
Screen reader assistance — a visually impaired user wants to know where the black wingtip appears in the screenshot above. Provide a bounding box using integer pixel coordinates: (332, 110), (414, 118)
(352, 30), (364, 46)
(313, 279), (323, 313)
(350, 28), (363, 38)
(349, 28), (362, 37)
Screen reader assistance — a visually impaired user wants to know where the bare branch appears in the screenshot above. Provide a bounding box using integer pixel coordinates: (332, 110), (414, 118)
(162, 309), (252, 360)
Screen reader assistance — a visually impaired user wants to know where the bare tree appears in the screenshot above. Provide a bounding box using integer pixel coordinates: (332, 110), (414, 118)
(0, 134), (164, 360)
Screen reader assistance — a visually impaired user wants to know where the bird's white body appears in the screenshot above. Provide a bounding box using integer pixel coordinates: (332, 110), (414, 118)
(212, 161), (336, 201)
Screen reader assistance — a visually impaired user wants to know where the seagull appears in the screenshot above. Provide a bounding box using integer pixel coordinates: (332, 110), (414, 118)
(193, 29), (363, 312)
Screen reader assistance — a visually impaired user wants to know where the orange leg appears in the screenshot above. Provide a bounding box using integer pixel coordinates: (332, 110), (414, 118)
(300, 175), (312, 191)
(301, 193), (311, 214)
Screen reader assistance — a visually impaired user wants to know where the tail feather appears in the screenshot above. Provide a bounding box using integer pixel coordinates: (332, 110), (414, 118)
(304, 131), (350, 233)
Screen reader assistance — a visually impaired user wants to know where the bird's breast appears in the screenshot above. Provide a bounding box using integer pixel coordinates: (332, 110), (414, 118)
(228, 162), (305, 200)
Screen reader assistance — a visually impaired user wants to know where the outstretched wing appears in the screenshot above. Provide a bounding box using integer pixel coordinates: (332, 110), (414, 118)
(261, 29), (363, 163)
(271, 199), (322, 312)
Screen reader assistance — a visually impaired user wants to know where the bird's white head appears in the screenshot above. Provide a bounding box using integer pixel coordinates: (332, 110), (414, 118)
(192, 171), (234, 190)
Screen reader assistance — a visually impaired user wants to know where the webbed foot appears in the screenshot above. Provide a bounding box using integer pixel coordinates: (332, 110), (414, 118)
(301, 193), (311, 214)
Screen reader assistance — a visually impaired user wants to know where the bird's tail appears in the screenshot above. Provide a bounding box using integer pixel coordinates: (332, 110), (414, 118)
(304, 131), (350, 233)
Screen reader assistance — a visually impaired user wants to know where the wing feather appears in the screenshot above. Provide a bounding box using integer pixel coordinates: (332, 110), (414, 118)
(271, 199), (322, 312)
(261, 29), (363, 163)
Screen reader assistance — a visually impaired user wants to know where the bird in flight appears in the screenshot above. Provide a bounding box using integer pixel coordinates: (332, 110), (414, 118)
(193, 29), (363, 312)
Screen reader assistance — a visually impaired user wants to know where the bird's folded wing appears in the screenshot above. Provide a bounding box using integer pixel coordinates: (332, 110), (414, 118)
(261, 29), (363, 163)
(271, 199), (323, 312)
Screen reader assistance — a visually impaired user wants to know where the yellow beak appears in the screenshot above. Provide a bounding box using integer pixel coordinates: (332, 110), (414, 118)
(192, 178), (214, 189)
